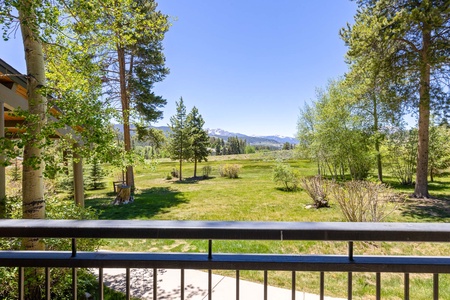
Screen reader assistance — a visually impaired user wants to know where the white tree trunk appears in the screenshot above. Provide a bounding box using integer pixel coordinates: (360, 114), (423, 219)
(19, 2), (47, 251)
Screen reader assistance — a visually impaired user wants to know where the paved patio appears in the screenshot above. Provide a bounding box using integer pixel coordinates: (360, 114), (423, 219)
(96, 268), (346, 300)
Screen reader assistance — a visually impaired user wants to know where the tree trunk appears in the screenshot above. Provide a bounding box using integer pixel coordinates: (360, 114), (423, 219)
(414, 29), (431, 198)
(19, 3), (46, 298)
(117, 45), (135, 188)
(194, 158), (197, 178)
(373, 94), (383, 182)
(19, 0), (46, 251)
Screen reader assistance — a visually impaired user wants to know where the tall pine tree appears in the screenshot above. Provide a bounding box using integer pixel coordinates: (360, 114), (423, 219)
(168, 98), (190, 181)
(187, 107), (210, 178)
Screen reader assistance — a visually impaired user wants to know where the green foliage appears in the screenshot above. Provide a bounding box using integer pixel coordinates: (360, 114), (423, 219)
(0, 194), (104, 299)
(168, 98), (190, 180)
(297, 79), (372, 180)
(428, 123), (450, 181)
(272, 161), (300, 191)
(245, 145), (256, 154)
(87, 157), (106, 190)
(385, 128), (417, 186)
(330, 181), (404, 222)
(202, 165), (212, 178)
(186, 107), (210, 177)
(218, 164), (241, 179)
(342, 0), (450, 197)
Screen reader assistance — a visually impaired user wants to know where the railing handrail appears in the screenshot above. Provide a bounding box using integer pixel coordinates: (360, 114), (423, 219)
(1, 219), (449, 242)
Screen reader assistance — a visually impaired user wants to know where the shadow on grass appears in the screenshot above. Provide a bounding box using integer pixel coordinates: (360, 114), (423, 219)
(401, 196), (450, 220)
(172, 176), (216, 184)
(401, 180), (450, 221)
(86, 187), (188, 220)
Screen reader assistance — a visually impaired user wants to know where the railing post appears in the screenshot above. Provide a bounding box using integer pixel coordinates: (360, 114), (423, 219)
(404, 273), (409, 300)
(264, 270), (268, 300)
(71, 238), (77, 257)
(236, 270), (240, 300)
(98, 268), (104, 300)
(181, 269), (185, 300)
(320, 272), (324, 300)
(433, 273), (439, 300)
(45, 267), (50, 300)
(291, 271), (296, 300)
(72, 267), (77, 300)
(126, 268), (130, 300)
(153, 268), (158, 300)
(18, 267), (24, 300)
(208, 240), (212, 260)
(376, 272), (381, 300)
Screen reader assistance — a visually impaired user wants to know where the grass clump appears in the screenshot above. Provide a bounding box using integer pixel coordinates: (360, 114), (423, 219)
(218, 164), (241, 178)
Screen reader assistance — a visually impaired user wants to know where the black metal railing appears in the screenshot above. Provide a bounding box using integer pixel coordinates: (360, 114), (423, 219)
(0, 220), (449, 300)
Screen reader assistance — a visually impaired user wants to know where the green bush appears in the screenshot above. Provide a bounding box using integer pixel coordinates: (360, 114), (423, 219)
(272, 162), (300, 191)
(218, 164), (241, 178)
(0, 196), (104, 299)
(202, 165), (212, 178)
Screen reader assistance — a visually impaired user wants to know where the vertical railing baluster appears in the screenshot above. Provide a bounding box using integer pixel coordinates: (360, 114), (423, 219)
(320, 272), (324, 300)
(45, 267), (50, 300)
(181, 269), (185, 300)
(433, 273), (439, 300)
(18, 267), (24, 300)
(99, 268), (104, 300)
(208, 240), (212, 260)
(404, 273), (409, 300)
(348, 272), (352, 300)
(264, 270), (268, 300)
(376, 273), (381, 300)
(72, 268), (77, 300)
(348, 242), (353, 300)
(71, 238), (77, 257)
(291, 271), (296, 300)
(236, 270), (240, 300)
(153, 268), (158, 300)
(126, 268), (130, 300)
(208, 239), (212, 300)
(208, 269), (212, 300)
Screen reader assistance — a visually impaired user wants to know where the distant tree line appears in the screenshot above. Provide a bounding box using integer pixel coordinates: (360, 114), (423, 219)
(209, 137), (247, 155)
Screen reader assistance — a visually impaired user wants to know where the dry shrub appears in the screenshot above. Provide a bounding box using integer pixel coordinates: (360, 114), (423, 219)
(300, 176), (330, 208)
(330, 181), (404, 222)
(218, 164), (241, 178)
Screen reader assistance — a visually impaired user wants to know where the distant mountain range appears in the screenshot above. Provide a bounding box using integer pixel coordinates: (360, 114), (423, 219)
(114, 125), (298, 147)
(205, 128), (298, 147)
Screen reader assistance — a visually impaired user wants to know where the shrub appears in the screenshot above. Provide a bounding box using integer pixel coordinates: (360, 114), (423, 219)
(218, 164), (241, 178)
(272, 162), (300, 191)
(202, 166), (212, 178)
(330, 181), (404, 222)
(0, 193), (104, 299)
(171, 168), (179, 178)
(300, 176), (330, 208)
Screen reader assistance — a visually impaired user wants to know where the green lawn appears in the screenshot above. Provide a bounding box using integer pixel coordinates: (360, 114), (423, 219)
(85, 152), (450, 299)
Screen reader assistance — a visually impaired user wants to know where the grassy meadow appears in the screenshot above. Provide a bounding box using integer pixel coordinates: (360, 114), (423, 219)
(85, 151), (450, 299)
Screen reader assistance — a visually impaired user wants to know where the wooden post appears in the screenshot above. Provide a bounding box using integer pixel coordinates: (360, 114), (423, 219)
(72, 144), (84, 207)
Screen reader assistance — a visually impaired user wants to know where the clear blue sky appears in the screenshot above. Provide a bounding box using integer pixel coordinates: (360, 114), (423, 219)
(0, 0), (357, 137)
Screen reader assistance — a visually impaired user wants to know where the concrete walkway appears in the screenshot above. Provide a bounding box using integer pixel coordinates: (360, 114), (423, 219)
(96, 268), (346, 300)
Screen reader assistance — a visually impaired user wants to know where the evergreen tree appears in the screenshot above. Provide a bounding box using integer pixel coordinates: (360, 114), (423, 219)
(343, 0), (450, 197)
(186, 107), (210, 177)
(88, 157), (106, 190)
(168, 98), (190, 180)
